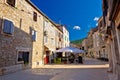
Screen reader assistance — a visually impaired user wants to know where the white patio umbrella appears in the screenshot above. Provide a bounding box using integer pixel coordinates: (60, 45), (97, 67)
(54, 46), (85, 54)
(72, 47), (85, 54)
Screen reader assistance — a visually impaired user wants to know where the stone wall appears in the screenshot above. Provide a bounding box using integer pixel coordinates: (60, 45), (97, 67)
(44, 18), (56, 51)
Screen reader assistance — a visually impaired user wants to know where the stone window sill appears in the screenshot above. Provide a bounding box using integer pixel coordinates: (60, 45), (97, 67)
(17, 61), (24, 64)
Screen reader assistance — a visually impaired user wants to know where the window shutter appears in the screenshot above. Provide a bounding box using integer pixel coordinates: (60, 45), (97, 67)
(44, 36), (47, 43)
(34, 31), (36, 41)
(3, 19), (14, 35)
(10, 22), (14, 34)
(32, 30), (36, 41)
(3, 19), (11, 34)
(33, 12), (37, 21)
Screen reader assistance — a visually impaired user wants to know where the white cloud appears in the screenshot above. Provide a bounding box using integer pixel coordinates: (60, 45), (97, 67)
(96, 23), (98, 26)
(94, 17), (99, 21)
(73, 26), (81, 30)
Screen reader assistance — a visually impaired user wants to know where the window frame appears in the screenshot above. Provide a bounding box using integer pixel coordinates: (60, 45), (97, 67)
(51, 38), (54, 44)
(1, 18), (14, 36)
(44, 36), (48, 43)
(44, 20), (48, 27)
(33, 12), (37, 22)
(17, 51), (30, 64)
(31, 29), (37, 41)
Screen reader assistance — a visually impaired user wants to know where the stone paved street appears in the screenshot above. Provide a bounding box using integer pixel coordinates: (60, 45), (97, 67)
(0, 58), (109, 80)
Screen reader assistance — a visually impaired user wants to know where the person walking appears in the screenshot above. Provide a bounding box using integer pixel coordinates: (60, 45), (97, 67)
(78, 56), (83, 64)
(69, 54), (75, 63)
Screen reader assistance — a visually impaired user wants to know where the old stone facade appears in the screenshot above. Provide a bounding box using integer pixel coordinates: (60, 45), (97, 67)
(102, 0), (120, 80)
(82, 38), (88, 52)
(92, 27), (100, 58)
(43, 17), (56, 64)
(0, 0), (70, 75)
(62, 25), (70, 47)
(97, 17), (108, 59)
(86, 17), (109, 60)
(0, 0), (44, 74)
(86, 29), (94, 58)
(55, 24), (63, 49)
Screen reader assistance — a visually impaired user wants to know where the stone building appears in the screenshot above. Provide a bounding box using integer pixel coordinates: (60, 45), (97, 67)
(43, 23), (64, 64)
(43, 17), (57, 64)
(55, 24), (63, 49)
(87, 17), (109, 59)
(70, 43), (82, 49)
(102, 0), (120, 80)
(97, 17), (108, 59)
(0, 0), (69, 75)
(82, 38), (88, 53)
(0, 0), (45, 75)
(62, 25), (70, 47)
(55, 24), (70, 48)
(87, 29), (94, 58)
(92, 27), (100, 58)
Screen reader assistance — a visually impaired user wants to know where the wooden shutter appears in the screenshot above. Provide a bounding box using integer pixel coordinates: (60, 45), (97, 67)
(3, 19), (10, 34)
(32, 30), (36, 41)
(3, 19), (14, 35)
(10, 22), (14, 34)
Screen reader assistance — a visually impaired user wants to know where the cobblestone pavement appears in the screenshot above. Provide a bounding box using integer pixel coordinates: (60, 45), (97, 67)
(0, 58), (109, 80)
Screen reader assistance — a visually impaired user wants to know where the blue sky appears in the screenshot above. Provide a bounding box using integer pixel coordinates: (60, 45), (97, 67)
(31, 0), (102, 41)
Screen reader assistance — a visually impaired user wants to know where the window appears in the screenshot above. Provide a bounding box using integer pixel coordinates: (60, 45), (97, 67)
(18, 51), (29, 64)
(82, 47), (84, 50)
(51, 38), (54, 44)
(7, 0), (15, 7)
(32, 29), (37, 41)
(55, 31), (58, 36)
(65, 36), (66, 41)
(118, 25), (120, 44)
(44, 36), (48, 43)
(33, 12), (37, 21)
(44, 31), (48, 36)
(37, 62), (39, 65)
(51, 25), (54, 28)
(59, 38), (61, 41)
(67, 38), (69, 42)
(44, 20), (48, 28)
(58, 42), (59, 47)
(59, 33), (60, 37)
(3, 19), (14, 35)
